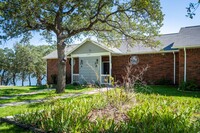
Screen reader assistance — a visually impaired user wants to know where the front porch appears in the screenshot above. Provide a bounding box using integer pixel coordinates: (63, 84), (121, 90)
(71, 53), (112, 85)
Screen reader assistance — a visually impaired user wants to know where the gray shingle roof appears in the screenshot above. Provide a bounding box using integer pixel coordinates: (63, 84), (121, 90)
(116, 33), (179, 54)
(43, 44), (79, 59)
(173, 25), (200, 48)
(43, 25), (200, 59)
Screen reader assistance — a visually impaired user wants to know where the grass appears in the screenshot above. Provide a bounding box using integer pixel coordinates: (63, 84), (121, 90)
(0, 85), (94, 104)
(65, 84), (94, 93)
(146, 85), (200, 98)
(0, 85), (199, 132)
(0, 86), (46, 96)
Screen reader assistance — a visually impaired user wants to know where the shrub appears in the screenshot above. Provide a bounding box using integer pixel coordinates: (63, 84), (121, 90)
(51, 74), (57, 84)
(156, 78), (173, 85)
(122, 62), (149, 92)
(72, 82), (80, 86)
(179, 80), (199, 91)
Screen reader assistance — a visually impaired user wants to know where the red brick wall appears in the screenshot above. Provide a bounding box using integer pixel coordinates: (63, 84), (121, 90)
(47, 59), (58, 84)
(47, 58), (79, 84)
(175, 52), (179, 85)
(74, 58), (79, 74)
(47, 52), (182, 85)
(179, 49), (184, 84)
(179, 48), (200, 85)
(112, 53), (178, 85)
(102, 56), (109, 62)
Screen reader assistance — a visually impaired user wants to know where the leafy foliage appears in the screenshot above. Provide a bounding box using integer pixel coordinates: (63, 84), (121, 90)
(179, 80), (199, 91)
(0, 0), (164, 93)
(0, 44), (55, 86)
(14, 87), (200, 132)
(186, 0), (200, 19)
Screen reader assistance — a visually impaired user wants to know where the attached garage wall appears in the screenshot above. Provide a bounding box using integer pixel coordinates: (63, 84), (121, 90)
(112, 53), (179, 85)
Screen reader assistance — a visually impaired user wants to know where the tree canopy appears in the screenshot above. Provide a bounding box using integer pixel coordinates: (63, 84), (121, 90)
(0, 0), (164, 93)
(0, 44), (56, 86)
(186, 0), (200, 19)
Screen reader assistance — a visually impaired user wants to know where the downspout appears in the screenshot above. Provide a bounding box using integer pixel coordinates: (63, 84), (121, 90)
(173, 52), (176, 85)
(184, 47), (187, 82)
(71, 57), (73, 84)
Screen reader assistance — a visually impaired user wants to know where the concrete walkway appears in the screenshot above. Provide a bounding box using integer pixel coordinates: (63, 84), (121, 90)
(0, 87), (112, 108)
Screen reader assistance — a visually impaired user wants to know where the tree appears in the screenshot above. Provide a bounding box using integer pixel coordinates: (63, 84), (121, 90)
(32, 45), (56, 86)
(0, 48), (15, 85)
(0, 0), (163, 93)
(14, 44), (35, 86)
(186, 0), (200, 19)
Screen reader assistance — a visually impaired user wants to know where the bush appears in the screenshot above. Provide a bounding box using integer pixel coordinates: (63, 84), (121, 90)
(13, 88), (200, 132)
(156, 78), (173, 85)
(72, 82), (80, 86)
(179, 80), (199, 91)
(51, 74), (57, 84)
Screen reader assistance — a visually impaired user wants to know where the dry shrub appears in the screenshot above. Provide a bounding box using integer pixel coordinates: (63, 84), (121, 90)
(122, 62), (149, 92)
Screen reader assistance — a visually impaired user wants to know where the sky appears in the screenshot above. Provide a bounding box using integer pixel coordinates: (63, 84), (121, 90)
(1, 0), (200, 48)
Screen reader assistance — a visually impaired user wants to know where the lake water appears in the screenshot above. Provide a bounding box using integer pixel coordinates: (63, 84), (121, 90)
(15, 77), (46, 86)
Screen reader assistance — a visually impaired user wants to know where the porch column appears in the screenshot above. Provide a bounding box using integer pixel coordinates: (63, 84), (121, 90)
(71, 57), (74, 84)
(109, 53), (112, 85)
(99, 56), (102, 84)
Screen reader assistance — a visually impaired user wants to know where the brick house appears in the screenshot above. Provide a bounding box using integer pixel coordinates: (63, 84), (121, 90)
(44, 25), (200, 86)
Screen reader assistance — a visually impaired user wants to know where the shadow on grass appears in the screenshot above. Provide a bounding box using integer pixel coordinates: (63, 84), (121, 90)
(0, 85), (48, 96)
(0, 92), (56, 104)
(65, 84), (88, 90)
(0, 122), (30, 133)
(28, 85), (47, 91)
(135, 85), (200, 98)
(0, 89), (29, 96)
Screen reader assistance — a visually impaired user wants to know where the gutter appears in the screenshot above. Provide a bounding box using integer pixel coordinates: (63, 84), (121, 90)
(172, 45), (200, 49)
(112, 50), (179, 56)
(184, 47), (187, 82)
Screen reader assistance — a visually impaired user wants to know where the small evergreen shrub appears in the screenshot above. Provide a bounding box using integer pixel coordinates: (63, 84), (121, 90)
(51, 74), (57, 84)
(72, 82), (80, 86)
(156, 78), (173, 85)
(179, 80), (199, 91)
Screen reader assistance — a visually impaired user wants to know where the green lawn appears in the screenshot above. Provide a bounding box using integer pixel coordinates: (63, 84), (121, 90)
(0, 86), (46, 96)
(0, 85), (199, 132)
(0, 85), (94, 104)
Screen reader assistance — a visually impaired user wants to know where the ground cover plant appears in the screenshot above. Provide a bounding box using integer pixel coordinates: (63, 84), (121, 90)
(12, 86), (200, 133)
(0, 85), (94, 133)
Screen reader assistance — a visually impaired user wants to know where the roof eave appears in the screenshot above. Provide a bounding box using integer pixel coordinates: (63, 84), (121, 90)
(113, 50), (179, 55)
(172, 45), (200, 49)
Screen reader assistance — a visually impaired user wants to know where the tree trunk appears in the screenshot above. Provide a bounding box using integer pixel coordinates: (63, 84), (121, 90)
(22, 71), (24, 86)
(13, 73), (16, 86)
(56, 37), (66, 93)
(36, 75), (42, 86)
(1, 70), (5, 85)
(28, 74), (31, 86)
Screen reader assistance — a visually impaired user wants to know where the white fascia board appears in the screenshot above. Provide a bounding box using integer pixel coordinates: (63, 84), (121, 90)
(112, 50), (179, 56)
(172, 45), (200, 49)
(71, 52), (110, 57)
(43, 56), (71, 60)
(67, 39), (112, 56)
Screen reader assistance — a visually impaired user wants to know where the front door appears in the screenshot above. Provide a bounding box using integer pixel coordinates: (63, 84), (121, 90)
(79, 56), (100, 84)
(103, 62), (109, 74)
